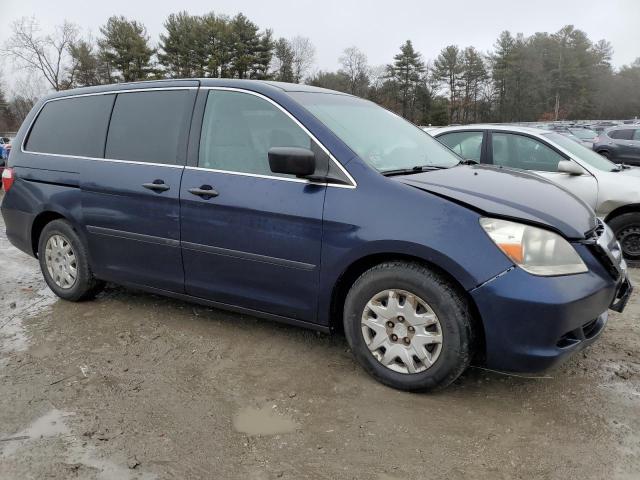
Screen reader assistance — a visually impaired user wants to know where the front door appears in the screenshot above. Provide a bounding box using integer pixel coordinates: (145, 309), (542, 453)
(489, 131), (598, 210)
(82, 86), (197, 292)
(180, 89), (326, 322)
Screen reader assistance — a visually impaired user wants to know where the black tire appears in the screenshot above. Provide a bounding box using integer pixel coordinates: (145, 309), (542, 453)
(608, 213), (640, 261)
(38, 219), (104, 301)
(597, 150), (612, 160)
(343, 261), (475, 392)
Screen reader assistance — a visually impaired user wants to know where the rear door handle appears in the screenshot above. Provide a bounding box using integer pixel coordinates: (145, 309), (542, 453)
(142, 180), (170, 192)
(189, 185), (219, 198)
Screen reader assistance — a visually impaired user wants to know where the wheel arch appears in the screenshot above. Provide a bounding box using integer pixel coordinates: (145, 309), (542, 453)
(327, 252), (486, 360)
(30, 210), (88, 257)
(604, 203), (640, 223)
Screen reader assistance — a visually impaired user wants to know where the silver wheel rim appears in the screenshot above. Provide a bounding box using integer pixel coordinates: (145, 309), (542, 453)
(361, 289), (443, 374)
(44, 234), (78, 290)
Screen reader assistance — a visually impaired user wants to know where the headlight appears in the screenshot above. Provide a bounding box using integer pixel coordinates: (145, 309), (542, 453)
(480, 218), (588, 276)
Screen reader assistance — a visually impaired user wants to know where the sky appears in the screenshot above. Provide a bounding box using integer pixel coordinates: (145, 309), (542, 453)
(2, 0), (639, 93)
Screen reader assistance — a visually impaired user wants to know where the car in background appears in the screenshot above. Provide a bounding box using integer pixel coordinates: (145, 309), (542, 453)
(432, 124), (640, 260)
(593, 126), (640, 165)
(567, 127), (598, 147)
(0, 137), (9, 183)
(0, 137), (12, 160)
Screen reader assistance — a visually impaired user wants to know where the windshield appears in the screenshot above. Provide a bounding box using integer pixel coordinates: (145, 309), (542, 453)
(568, 128), (597, 140)
(543, 132), (618, 171)
(289, 92), (461, 171)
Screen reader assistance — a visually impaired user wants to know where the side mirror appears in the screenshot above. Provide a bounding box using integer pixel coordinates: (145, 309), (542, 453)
(268, 147), (316, 177)
(557, 160), (585, 176)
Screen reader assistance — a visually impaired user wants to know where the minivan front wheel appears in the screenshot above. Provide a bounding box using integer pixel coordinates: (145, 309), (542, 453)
(38, 219), (104, 301)
(344, 262), (475, 391)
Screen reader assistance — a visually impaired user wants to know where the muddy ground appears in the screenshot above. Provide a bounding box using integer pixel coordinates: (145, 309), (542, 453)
(0, 204), (638, 480)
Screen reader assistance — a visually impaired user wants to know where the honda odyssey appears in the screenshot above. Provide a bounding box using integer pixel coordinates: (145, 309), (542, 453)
(1, 80), (632, 391)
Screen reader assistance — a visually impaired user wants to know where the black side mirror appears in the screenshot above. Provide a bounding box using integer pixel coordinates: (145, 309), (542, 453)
(268, 147), (316, 177)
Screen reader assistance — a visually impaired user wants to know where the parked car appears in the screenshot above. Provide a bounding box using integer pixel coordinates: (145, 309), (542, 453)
(593, 126), (640, 165)
(432, 124), (640, 260)
(0, 137), (12, 160)
(1, 80), (631, 391)
(567, 127), (598, 147)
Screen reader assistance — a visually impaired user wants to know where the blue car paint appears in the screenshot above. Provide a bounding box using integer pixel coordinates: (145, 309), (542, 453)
(0, 79), (627, 373)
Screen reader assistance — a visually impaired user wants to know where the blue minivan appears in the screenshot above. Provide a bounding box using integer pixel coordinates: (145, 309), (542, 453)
(1, 79), (632, 391)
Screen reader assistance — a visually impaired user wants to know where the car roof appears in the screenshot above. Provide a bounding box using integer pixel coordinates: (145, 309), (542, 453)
(43, 78), (350, 102)
(432, 124), (547, 136)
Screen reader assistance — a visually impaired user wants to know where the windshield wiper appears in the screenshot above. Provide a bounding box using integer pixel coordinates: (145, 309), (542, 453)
(381, 165), (449, 177)
(611, 162), (630, 172)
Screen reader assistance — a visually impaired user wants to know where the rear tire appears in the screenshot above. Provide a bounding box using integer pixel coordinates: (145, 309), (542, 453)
(343, 261), (475, 392)
(38, 219), (104, 301)
(608, 213), (640, 261)
(597, 150), (612, 160)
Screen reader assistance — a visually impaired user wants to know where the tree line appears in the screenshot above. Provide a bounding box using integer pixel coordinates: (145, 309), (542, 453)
(1, 12), (639, 132)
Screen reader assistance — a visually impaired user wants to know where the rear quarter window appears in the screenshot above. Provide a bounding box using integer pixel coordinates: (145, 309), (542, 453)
(25, 95), (115, 157)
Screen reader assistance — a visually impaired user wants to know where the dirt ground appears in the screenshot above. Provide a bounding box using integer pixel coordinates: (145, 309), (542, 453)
(0, 204), (638, 480)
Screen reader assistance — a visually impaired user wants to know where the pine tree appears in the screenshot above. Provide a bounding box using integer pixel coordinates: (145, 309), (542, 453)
(98, 16), (155, 82)
(387, 40), (425, 119)
(433, 45), (464, 123)
(273, 38), (294, 82)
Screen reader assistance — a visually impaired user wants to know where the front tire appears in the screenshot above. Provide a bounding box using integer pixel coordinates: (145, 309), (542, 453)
(38, 219), (104, 301)
(608, 213), (640, 261)
(343, 261), (475, 391)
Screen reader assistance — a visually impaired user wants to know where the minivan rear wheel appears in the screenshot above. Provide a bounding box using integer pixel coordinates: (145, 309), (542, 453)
(608, 213), (640, 260)
(38, 219), (104, 301)
(343, 261), (475, 391)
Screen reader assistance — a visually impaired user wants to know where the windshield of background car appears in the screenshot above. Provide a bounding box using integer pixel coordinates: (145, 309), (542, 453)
(289, 92), (461, 172)
(569, 128), (597, 140)
(543, 132), (618, 171)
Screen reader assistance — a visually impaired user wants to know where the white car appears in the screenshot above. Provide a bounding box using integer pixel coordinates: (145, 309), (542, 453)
(431, 124), (640, 260)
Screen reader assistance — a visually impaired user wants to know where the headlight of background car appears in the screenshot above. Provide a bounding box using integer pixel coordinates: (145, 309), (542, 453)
(480, 218), (588, 276)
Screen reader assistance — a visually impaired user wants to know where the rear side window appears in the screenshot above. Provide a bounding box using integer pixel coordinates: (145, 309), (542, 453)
(437, 131), (483, 162)
(26, 95), (114, 157)
(609, 129), (633, 140)
(106, 90), (191, 165)
(633, 129), (640, 141)
(198, 90), (311, 176)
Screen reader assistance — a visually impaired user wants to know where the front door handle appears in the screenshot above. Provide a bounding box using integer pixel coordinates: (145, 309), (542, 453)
(142, 180), (170, 192)
(189, 185), (219, 199)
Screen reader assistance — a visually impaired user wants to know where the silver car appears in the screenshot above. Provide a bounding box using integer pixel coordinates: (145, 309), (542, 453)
(431, 125), (640, 260)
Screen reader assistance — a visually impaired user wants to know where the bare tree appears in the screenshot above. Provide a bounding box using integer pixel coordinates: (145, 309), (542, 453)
(3, 17), (78, 91)
(339, 46), (369, 95)
(289, 36), (315, 83)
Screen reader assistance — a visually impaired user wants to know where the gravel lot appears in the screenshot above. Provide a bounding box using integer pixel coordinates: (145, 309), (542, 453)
(1, 198), (639, 479)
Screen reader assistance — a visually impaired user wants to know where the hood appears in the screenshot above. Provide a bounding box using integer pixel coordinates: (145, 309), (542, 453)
(396, 164), (597, 239)
(616, 165), (640, 178)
